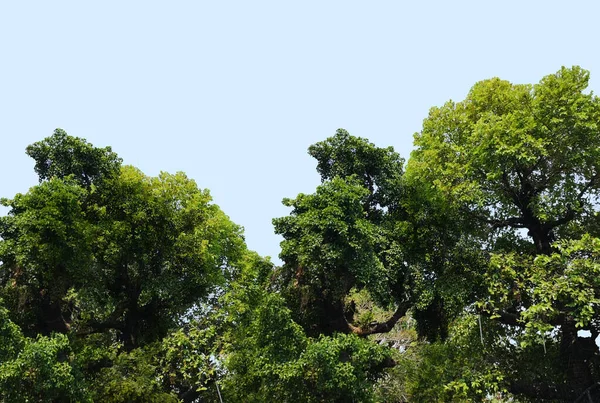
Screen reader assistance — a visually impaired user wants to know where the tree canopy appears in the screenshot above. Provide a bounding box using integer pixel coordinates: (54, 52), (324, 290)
(1, 130), (247, 401)
(408, 65), (600, 400)
(3, 66), (600, 402)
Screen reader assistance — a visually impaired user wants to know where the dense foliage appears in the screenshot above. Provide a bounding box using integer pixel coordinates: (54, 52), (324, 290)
(408, 66), (600, 401)
(2, 67), (600, 402)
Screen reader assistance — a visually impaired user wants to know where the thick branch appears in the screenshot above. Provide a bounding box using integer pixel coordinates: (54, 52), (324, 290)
(347, 302), (410, 336)
(509, 380), (575, 401)
(486, 216), (527, 229)
(480, 308), (565, 328)
(527, 172), (597, 232)
(76, 319), (124, 337)
(501, 170), (524, 209)
(578, 172), (600, 200)
(76, 300), (127, 336)
(461, 207), (527, 229)
(544, 206), (576, 230)
(479, 309), (525, 328)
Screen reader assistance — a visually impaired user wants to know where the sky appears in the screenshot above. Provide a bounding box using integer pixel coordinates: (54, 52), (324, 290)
(2, 1), (600, 263)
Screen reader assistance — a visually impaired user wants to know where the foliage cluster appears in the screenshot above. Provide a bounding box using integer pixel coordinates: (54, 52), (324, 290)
(3, 66), (600, 402)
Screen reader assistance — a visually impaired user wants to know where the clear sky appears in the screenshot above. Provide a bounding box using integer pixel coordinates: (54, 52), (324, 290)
(2, 1), (600, 263)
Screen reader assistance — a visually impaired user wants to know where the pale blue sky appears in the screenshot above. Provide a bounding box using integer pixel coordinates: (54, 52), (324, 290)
(2, 1), (600, 262)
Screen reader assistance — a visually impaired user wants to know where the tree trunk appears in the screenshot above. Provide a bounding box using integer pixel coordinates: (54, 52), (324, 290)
(560, 320), (598, 396)
(37, 293), (69, 334)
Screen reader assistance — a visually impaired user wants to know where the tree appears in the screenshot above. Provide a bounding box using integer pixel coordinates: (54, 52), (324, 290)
(1, 130), (245, 349)
(274, 129), (483, 344)
(273, 129), (412, 337)
(408, 66), (600, 400)
(7, 66), (600, 402)
(270, 129), (492, 402)
(0, 129), (248, 401)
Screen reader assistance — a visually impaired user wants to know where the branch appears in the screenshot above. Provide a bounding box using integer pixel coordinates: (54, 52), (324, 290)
(480, 307), (565, 328)
(509, 380), (575, 401)
(501, 170), (524, 209)
(487, 216), (527, 229)
(76, 300), (127, 337)
(460, 206), (527, 229)
(76, 320), (124, 337)
(478, 307), (525, 328)
(544, 206), (576, 230)
(542, 173), (598, 230)
(347, 302), (410, 336)
(578, 172), (600, 200)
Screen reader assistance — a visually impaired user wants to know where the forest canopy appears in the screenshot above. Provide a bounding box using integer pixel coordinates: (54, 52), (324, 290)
(2, 66), (600, 402)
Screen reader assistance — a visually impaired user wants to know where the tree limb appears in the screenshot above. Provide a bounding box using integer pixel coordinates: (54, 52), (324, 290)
(460, 207), (527, 229)
(480, 307), (565, 328)
(76, 300), (127, 336)
(479, 309), (525, 328)
(76, 320), (124, 337)
(578, 171), (600, 200)
(347, 301), (410, 336)
(544, 206), (576, 230)
(487, 216), (527, 229)
(509, 380), (575, 401)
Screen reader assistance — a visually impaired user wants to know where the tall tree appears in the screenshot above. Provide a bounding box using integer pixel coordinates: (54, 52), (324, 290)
(408, 66), (600, 400)
(1, 131), (245, 348)
(274, 129), (483, 344)
(274, 129), (412, 337)
(0, 130), (248, 401)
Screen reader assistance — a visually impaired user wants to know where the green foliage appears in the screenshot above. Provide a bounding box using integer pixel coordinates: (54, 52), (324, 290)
(0, 177), (93, 335)
(274, 176), (390, 329)
(1, 130), (246, 349)
(90, 347), (179, 403)
(274, 130), (413, 337)
(409, 66), (600, 238)
(0, 332), (91, 403)
(407, 66), (600, 400)
(308, 128), (404, 211)
(293, 333), (393, 403)
(26, 128), (122, 186)
(158, 325), (219, 396)
(0, 130), (249, 401)
(84, 166), (245, 347)
(0, 300), (24, 363)
(484, 234), (600, 338)
(222, 264), (393, 403)
(404, 314), (506, 402)
(3, 67), (600, 402)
